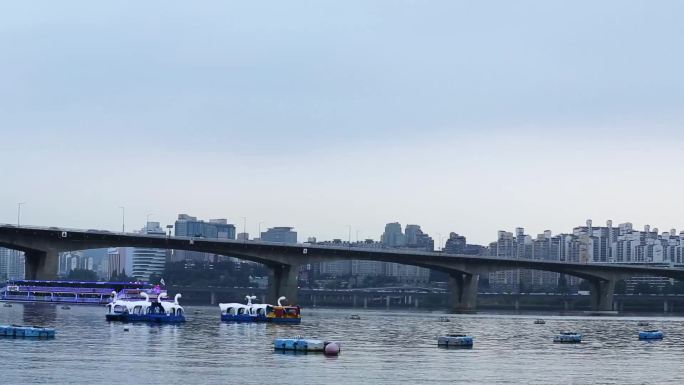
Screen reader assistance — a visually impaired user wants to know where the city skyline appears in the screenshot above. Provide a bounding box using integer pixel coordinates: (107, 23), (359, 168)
(2, 1), (684, 245)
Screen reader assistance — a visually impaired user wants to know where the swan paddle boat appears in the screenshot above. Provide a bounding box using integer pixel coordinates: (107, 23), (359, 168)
(219, 295), (268, 322)
(106, 292), (185, 323)
(266, 296), (301, 324)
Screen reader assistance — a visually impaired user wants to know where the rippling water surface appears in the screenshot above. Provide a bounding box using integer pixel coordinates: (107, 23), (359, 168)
(2, 304), (684, 384)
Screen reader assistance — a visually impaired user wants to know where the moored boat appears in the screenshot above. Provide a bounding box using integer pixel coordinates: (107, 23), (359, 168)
(219, 296), (268, 322)
(639, 330), (663, 340)
(437, 334), (474, 348)
(554, 332), (581, 343)
(534, 319), (546, 325)
(106, 292), (185, 323)
(0, 279), (166, 306)
(267, 297), (301, 324)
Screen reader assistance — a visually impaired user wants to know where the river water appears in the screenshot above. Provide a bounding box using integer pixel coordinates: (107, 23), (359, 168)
(1, 304), (683, 384)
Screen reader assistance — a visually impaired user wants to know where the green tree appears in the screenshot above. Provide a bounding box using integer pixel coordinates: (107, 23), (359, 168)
(578, 279), (591, 291)
(149, 273), (162, 285)
(111, 269), (133, 282)
(633, 282), (656, 294)
(556, 275), (570, 294)
(671, 280), (684, 294)
(67, 268), (98, 281)
(478, 276), (490, 291)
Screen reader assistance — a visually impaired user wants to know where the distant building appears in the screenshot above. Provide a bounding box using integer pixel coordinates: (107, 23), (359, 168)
(261, 227), (297, 243)
(173, 214), (237, 263)
(237, 232), (249, 241)
(58, 251), (94, 276)
(314, 223), (436, 284)
(444, 233), (467, 254)
(0, 247), (24, 282)
(381, 222), (405, 247)
(404, 224), (434, 251)
(131, 222), (168, 281)
(108, 247), (128, 279)
(175, 214), (236, 239)
(488, 219), (684, 292)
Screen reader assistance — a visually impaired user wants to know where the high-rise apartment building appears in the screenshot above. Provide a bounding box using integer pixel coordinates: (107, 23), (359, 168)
(130, 222), (168, 281)
(0, 247), (24, 282)
(444, 233), (467, 254)
(381, 222), (405, 247)
(108, 247), (128, 279)
(488, 219), (684, 292)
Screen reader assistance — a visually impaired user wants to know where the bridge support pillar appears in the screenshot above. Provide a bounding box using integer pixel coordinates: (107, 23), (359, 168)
(588, 278), (616, 312)
(449, 272), (478, 313)
(25, 249), (58, 280)
(267, 264), (299, 305)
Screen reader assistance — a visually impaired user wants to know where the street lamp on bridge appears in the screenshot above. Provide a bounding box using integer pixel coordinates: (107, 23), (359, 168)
(118, 206), (125, 233)
(241, 217), (247, 243)
(17, 202), (26, 227)
(258, 221), (265, 240)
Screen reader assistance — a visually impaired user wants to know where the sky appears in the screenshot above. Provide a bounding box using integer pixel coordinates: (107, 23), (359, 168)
(1, 0), (684, 245)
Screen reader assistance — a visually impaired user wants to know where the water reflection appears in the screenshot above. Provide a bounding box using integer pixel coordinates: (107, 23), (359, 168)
(22, 303), (57, 325)
(2, 306), (684, 384)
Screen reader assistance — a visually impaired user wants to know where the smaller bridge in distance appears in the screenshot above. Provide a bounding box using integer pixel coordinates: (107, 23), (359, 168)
(2, 224), (684, 313)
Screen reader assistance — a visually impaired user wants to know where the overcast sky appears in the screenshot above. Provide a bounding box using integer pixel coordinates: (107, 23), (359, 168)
(1, 1), (683, 245)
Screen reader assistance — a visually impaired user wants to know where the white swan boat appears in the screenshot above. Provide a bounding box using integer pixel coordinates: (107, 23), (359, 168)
(106, 292), (185, 323)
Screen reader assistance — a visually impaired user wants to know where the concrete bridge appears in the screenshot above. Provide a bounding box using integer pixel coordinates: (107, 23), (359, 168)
(2, 224), (684, 313)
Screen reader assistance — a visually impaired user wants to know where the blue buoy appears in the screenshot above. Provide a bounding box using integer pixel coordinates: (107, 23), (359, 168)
(639, 330), (663, 340)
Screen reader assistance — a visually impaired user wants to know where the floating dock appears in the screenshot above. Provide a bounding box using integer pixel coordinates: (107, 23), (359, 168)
(437, 334), (474, 347)
(0, 325), (55, 338)
(273, 338), (341, 354)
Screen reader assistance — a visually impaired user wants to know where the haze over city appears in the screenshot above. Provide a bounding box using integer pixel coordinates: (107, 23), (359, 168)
(2, 1), (684, 244)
